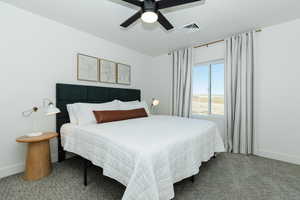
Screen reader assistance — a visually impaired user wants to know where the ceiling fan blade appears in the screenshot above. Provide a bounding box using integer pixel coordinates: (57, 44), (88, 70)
(157, 11), (174, 30)
(120, 11), (142, 28)
(157, 0), (202, 9)
(121, 0), (143, 7)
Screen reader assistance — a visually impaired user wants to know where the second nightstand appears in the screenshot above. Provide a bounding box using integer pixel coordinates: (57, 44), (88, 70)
(16, 132), (58, 181)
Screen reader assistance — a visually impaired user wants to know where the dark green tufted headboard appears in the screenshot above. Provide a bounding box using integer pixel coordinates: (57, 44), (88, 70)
(56, 83), (141, 161)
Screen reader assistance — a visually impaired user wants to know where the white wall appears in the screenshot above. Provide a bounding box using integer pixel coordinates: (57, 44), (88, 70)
(194, 42), (225, 64)
(0, 2), (152, 178)
(254, 19), (300, 164)
(147, 54), (172, 115)
(149, 20), (300, 165)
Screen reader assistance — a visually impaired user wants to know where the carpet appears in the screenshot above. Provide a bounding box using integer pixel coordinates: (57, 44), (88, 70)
(1, 153), (299, 200)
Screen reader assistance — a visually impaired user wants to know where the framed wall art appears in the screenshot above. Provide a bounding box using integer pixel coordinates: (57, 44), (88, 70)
(117, 63), (131, 85)
(77, 53), (99, 82)
(99, 59), (117, 83)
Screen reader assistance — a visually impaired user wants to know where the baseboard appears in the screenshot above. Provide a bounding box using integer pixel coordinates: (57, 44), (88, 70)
(0, 163), (25, 179)
(256, 150), (300, 165)
(0, 153), (58, 179)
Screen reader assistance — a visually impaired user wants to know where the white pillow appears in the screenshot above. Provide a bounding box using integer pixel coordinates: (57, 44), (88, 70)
(66, 104), (78, 124)
(118, 100), (139, 106)
(72, 100), (120, 125)
(119, 100), (150, 116)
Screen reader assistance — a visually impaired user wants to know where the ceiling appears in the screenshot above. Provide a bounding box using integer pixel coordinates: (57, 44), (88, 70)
(3, 0), (300, 56)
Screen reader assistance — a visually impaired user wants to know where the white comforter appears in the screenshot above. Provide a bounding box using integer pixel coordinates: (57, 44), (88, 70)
(61, 115), (225, 200)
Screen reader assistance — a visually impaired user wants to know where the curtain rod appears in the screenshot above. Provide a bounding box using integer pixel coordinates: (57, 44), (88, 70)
(168, 29), (262, 55)
(193, 39), (224, 49)
(193, 29), (262, 49)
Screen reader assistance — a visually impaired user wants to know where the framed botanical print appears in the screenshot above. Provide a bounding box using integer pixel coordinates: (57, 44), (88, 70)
(117, 63), (131, 85)
(77, 54), (99, 82)
(99, 59), (117, 83)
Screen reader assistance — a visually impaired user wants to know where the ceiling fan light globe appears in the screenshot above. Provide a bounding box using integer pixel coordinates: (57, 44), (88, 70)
(141, 11), (158, 23)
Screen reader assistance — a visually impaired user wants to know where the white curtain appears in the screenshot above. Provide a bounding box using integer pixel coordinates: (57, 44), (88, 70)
(171, 48), (193, 118)
(225, 31), (255, 154)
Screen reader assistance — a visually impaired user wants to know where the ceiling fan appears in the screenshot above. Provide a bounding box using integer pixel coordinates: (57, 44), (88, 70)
(120, 0), (203, 30)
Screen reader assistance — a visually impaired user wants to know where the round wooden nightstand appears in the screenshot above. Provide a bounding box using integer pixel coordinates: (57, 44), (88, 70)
(16, 132), (58, 181)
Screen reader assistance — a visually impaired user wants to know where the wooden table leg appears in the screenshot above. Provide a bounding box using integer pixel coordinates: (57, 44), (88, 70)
(24, 140), (52, 181)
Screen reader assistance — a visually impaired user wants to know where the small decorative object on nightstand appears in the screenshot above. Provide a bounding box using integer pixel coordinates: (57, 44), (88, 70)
(16, 132), (58, 181)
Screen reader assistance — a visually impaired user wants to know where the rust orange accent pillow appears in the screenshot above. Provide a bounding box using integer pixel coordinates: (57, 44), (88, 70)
(93, 108), (148, 123)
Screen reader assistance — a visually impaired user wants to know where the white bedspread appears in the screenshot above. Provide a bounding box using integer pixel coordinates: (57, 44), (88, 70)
(61, 115), (225, 200)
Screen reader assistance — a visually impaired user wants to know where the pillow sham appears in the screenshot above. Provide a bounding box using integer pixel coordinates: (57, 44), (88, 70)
(119, 100), (150, 116)
(66, 104), (78, 124)
(93, 108), (148, 124)
(72, 100), (120, 125)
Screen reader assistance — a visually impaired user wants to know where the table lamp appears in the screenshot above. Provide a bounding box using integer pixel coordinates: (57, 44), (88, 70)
(22, 98), (60, 136)
(151, 98), (160, 114)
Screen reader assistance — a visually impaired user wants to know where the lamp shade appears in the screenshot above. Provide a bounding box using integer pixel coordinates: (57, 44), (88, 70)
(152, 99), (160, 107)
(45, 104), (61, 116)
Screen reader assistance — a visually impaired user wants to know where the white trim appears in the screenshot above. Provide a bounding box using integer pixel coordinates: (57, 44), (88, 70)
(0, 163), (25, 179)
(192, 59), (225, 115)
(0, 152), (58, 179)
(256, 150), (300, 165)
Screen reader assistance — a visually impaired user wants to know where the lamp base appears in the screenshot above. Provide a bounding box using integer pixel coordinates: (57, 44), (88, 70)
(26, 132), (43, 137)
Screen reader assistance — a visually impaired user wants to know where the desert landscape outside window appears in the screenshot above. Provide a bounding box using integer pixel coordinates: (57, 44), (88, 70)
(192, 61), (224, 115)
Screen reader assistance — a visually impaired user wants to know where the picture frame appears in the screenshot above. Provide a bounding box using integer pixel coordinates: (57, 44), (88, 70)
(77, 53), (99, 82)
(99, 59), (117, 84)
(117, 63), (131, 85)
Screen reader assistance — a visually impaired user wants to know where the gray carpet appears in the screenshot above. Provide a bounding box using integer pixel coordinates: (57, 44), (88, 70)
(1, 153), (299, 200)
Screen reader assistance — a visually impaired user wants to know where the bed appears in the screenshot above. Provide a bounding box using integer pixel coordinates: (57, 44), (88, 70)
(56, 83), (225, 200)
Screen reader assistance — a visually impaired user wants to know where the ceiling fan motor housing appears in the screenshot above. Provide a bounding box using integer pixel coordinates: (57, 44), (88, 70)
(120, 0), (203, 30)
(143, 0), (157, 13)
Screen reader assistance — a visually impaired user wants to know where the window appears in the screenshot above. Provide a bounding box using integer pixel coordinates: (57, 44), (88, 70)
(192, 60), (224, 115)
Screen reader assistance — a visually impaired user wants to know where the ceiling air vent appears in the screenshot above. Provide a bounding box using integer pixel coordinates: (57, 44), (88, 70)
(183, 23), (199, 29)
(181, 23), (200, 33)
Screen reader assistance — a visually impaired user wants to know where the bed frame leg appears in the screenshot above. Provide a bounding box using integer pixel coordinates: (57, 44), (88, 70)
(84, 159), (88, 186)
(57, 135), (66, 162)
(191, 176), (195, 183)
(213, 153), (217, 159)
(58, 150), (66, 162)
